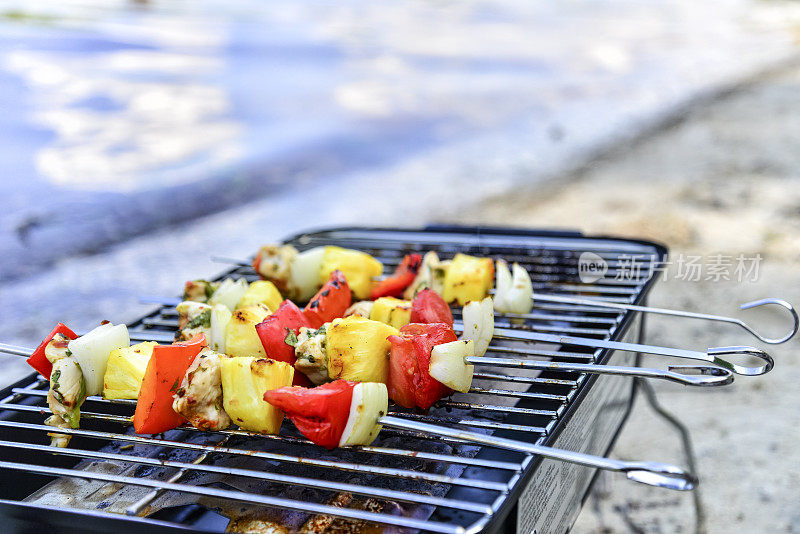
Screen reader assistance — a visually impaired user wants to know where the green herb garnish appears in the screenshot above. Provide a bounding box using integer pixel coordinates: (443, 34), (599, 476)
(284, 329), (298, 347)
(186, 309), (212, 329)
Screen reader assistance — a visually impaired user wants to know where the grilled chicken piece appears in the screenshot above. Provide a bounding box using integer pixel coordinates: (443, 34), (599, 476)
(254, 244), (298, 293)
(293, 326), (329, 385)
(44, 333), (71, 363)
(403, 251), (450, 299)
(45, 357), (87, 447)
(176, 301), (212, 342)
(172, 349), (231, 431)
(343, 300), (373, 318)
(183, 279), (220, 303)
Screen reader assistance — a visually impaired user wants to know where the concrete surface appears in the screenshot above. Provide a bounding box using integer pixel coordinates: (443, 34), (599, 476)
(453, 65), (800, 533)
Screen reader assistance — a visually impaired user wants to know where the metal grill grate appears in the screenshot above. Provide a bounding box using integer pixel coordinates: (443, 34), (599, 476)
(0, 226), (665, 533)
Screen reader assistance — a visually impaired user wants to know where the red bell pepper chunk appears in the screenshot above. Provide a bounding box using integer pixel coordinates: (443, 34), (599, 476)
(263, 380), (356, 449)
(303, 270), (351, 328)
(256, 300), (313, 387)
(27, 323), (79, 379)
(252, 254), (262, 277)
(410, 288), (454, 327)
(133, 334), (206, 435)
(369, 253), (422, 299)
(387, 323), (457, 410)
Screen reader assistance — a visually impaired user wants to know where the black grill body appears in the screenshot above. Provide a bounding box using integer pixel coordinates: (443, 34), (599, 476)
(0, 226), (666, 534)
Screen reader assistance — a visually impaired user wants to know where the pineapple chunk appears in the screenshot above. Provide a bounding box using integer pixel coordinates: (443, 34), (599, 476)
(103, 342), (156, 400)
(430, 339), (475, 393)
(338, 382), (388, 447)
(369, 297), (412, 329)
(221, 356), (294, 434)
(225, 304), (271, 358)
(237, 280), (283, 311)
(326, 316), (398, 384)
(319, 246), (383, 300)
(442, 253), (494, 305)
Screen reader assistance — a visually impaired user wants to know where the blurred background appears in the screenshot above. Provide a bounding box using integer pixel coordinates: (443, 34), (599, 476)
(1, 0), (799, 532)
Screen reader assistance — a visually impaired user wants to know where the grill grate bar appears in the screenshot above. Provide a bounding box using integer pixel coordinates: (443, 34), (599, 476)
(436, 402), (556, 417)
(0, 440), (493, 514)
(466, 387), (567, 402)
(471, 372), (577, 387)
(0, 460), (468, 534)
(0, 399), (537, 468)
(490, 322), (611, 336)
(140, 316), (611, 338)
(388, 413), (547, 434)
(156, 302), (625, 323)
(0, 419), (511, 491)
(484, 346), (595, 361)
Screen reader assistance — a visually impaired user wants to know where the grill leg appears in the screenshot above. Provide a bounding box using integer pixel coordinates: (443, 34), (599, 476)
(633, 307), (706, 534)
(634, 377), (706, 534)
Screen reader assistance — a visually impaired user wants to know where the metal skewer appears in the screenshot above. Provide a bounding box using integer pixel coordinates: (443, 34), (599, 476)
(379, 416), (695, 491)
(211, 255), (798, 344)
(0, 374), (697, 491)
(0, 329), (734, 389)
(466, 357), (732, 387)
(0, 377), (697, 492)
(132, 297), (737, 386)
(488, 327), (773, 376)
(526, 294), (799, 345)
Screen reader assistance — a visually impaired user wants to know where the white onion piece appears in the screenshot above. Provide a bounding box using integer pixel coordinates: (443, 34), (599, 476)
(430, 339), (475, 393)
(338, 382), (388, 447)
(460, 297), (494, 357)
(493, 259), (513, 312)
(208, 278), (249, 312)
(504, 263), (534, 314)
(68, 323), (130, 396)
(209, 304), (232, 353)
(289, 247), (326, 302)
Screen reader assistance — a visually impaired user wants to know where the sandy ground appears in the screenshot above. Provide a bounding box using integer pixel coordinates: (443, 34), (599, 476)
(445, 66), (800, 533)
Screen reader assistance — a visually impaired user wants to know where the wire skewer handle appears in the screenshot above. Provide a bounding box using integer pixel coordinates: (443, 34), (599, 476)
(380, 416), (696, 491)
(531, 294), (799, 345)
(210, 255), (798, 344)
(0, 338), (734, 388)
(467, 357), (733, 387)
(491, 328), (773, 376)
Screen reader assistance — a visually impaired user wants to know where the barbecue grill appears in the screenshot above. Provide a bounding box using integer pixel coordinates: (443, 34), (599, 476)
(0, 225), (758, 533)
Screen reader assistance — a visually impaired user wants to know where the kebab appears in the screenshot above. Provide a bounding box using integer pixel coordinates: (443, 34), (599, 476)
(19, 280), (733, 454)
(14, 251), (751, 448)
(8, 325), (715, 491)
(246, 244), (798, 347)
